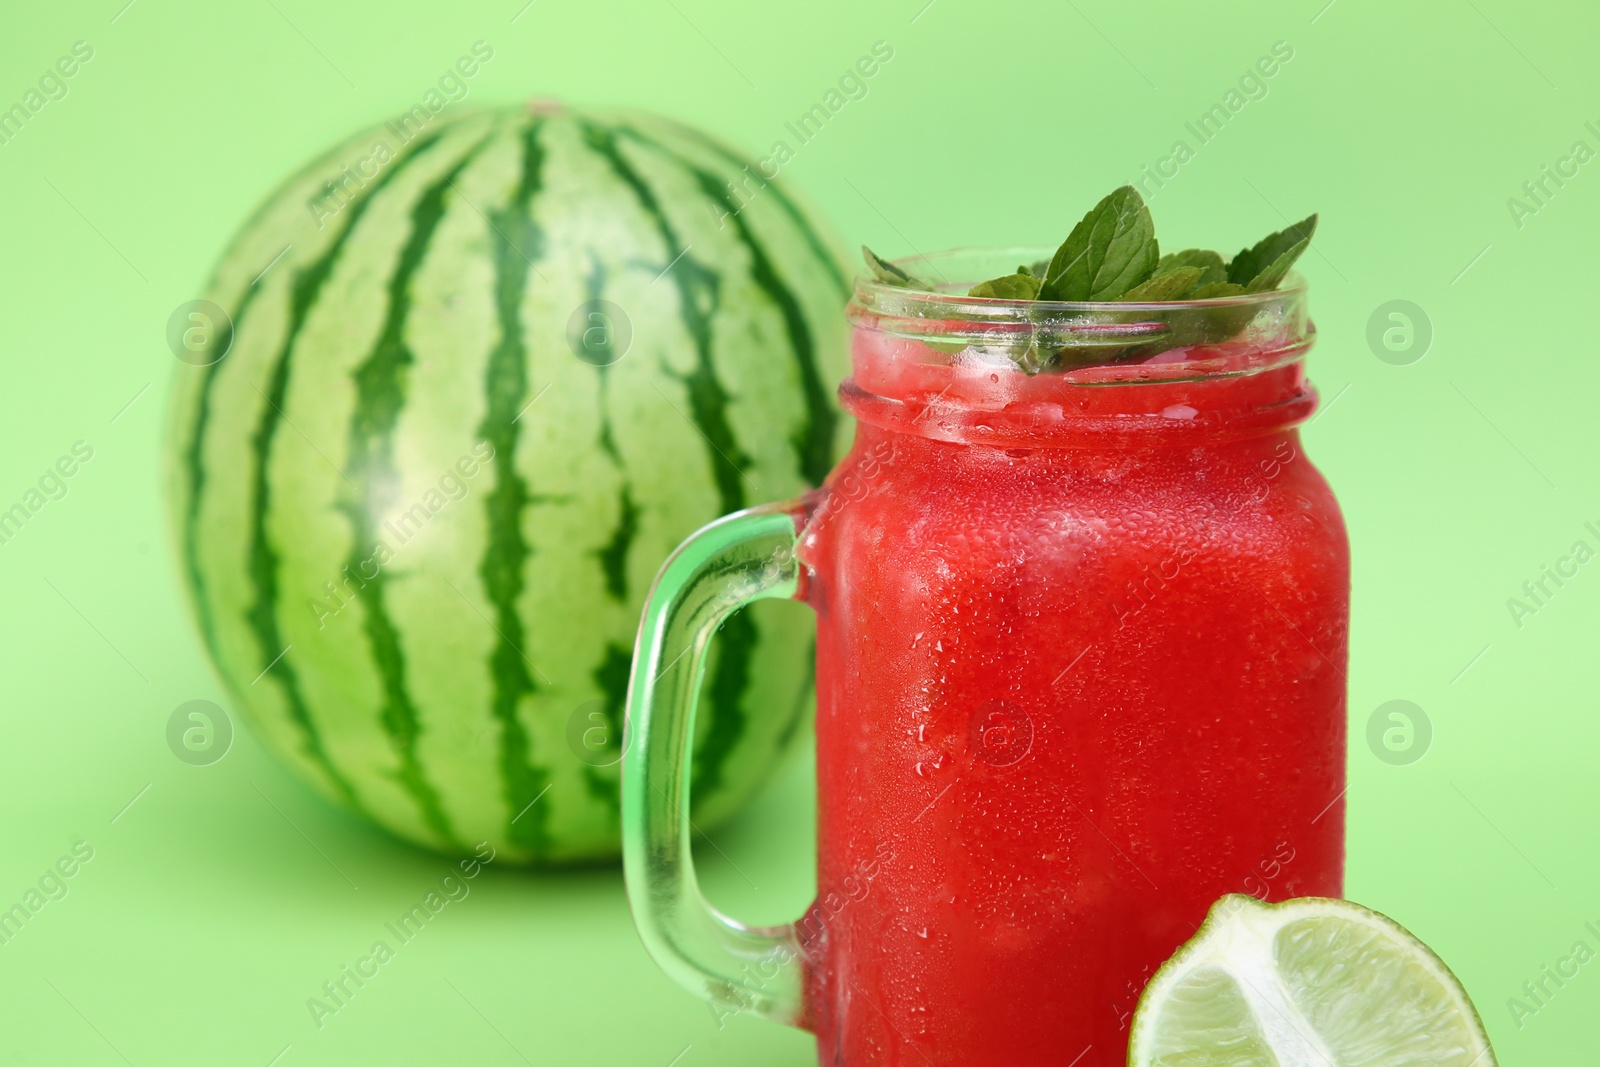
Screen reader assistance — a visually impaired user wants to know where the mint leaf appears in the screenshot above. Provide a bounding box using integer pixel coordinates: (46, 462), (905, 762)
(1039, 185), (1159, 301)
(1190, 281), (1248, 299)
(1162, 281), (1258, 349)
(1226, 214), (1317, 287)
(969, 273), (1043, 300)
(1243, 234), (1312, 293)
(1117, 266), (1205, 302)
(862, 245), (934, 290)
(1016, 264), (1036, 277)
(1028, 256), (1051, 277)
(1156, 248), (1226, 288)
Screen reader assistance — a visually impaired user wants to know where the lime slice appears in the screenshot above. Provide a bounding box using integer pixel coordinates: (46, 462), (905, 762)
(1128, 895), (1497, 1067)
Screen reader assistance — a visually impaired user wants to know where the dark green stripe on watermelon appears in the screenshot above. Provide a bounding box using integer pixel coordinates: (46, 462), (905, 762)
(580, 121), (749, 514)
(578, 213), (634, 816)
(179, 130), (369, 642)
(595, 489), (638, 603)
(182, 279), (265, 672)
(338, 133), (496, 850)
(619, 126), (837, 489)
(243, 131), (450, 808)
(659, 117), (851, 300)
(692, 609), (757, 799)
(181, 136), (428, 682)
(695, 168), (834, 488)
(579, 249), (638, 606)
(580, 641), (632, 813)
(585, 120), (780, 810)
(477, 119), (554, 856)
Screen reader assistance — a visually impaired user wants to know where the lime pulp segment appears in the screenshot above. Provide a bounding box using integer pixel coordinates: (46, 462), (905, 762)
(1128, 895), (1497, 1067)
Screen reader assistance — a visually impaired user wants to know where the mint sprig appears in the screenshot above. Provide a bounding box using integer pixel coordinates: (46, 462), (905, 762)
(862, 186), (1315, 304)
(859, 186), (1316, 371)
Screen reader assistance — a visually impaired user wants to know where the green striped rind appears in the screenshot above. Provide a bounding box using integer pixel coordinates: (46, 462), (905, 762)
(476, 120), (551, 855)
(166, 105), (851, 862)
(338, 129), (494, 849)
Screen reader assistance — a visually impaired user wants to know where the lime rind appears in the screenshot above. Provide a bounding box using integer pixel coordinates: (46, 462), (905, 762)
(1128, 895), (1497, 1067)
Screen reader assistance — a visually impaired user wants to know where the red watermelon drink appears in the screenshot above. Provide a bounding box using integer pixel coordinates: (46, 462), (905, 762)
(797, 253), (1346, 1064)
(623, 190), (1345, 1067)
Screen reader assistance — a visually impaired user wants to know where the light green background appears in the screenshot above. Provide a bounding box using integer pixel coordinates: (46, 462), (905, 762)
(1, 0), (1596, 1062)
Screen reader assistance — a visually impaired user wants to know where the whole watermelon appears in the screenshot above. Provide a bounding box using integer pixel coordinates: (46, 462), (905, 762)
(166, 103), (850, 862)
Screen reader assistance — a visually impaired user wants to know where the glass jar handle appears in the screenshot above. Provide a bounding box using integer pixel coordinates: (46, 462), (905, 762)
(622, 503), (808, 1029)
